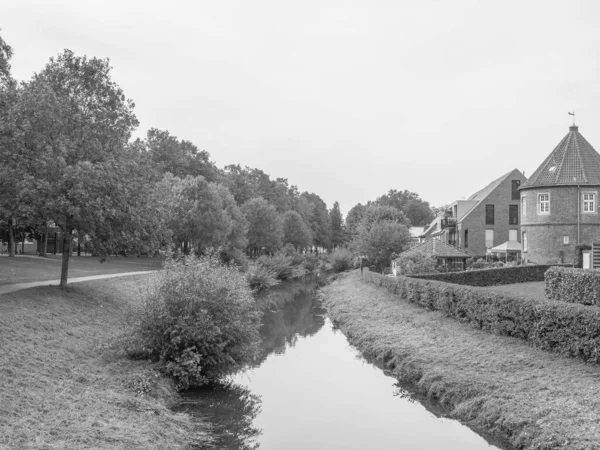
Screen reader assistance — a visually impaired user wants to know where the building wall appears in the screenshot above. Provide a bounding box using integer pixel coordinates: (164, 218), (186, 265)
(520, 185), (600, 263)
(458, 170), (526, 257)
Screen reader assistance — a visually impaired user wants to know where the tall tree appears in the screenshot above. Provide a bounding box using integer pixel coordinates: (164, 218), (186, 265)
(301, 192), (332, 252)
(241, 197), (283, 256)
(282, 210), (312, 251)
(145, 128), (220, 182)
(356, 221), (411, 273)
(0, 29), (12, 80)
(16, 50), (139, 286)
(374, 189), (434, 226)
(345, 203), (367, 237)
(329, 201), (345, 248)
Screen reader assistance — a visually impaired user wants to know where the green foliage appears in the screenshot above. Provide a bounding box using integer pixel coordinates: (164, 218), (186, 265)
(125, 254), (262, 390)
(373, 189), (434, 227)
(355, 220), (410, 272)
(329, 201), (346, 248)
(256, 253), (304, 281)
(329, 248), (353, 273)
(301, 192), (332, 251)
(345, 203), (367, 236)
(242, 197), (283, 255)
(245, 264), (280, 291)
(282, 210), (312, 251)
(364, 271), (600, 363)
(545, 267), (600, 306)
(410, 264), (562, 286)
(0, 29), (13, 81)
(395, 252), (438, 275)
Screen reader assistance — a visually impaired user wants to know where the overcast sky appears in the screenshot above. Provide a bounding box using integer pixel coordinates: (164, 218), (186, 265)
(3, 1), (600, 217)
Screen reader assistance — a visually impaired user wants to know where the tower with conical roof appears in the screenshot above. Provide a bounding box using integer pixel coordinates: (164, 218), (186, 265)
(519, 125), (600, 264)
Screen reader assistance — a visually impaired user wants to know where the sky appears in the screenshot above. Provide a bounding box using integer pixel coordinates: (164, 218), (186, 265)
(3, 0), (600, 217)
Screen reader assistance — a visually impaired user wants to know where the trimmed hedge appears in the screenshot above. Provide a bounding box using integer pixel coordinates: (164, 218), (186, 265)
(409, 264), (567, 287)
(545, 267), (600, 306)
(364, 271), (600, 363)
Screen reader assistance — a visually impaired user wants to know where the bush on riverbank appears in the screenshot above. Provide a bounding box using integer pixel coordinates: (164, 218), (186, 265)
(125, 255), (262, 390)
(365, 270), (600, 363)
(329, 248), (353, 272)
(545, 266), (600, 306)
(246, 264), (280, 291)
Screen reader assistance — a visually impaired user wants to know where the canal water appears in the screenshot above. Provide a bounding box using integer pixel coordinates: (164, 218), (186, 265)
(177, 278), (510, 450)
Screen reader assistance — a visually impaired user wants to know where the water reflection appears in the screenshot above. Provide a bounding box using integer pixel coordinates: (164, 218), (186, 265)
(255, 277), (325, 365)
(178, 279), (512, 450)
(176, 382), (262, 450)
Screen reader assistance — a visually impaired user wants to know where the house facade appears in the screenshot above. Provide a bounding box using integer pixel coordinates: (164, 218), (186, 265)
(520, 125), (600, 265)
(421, 169), (527, 257)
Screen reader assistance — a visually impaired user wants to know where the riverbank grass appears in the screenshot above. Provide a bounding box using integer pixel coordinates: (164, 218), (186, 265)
(0, 276), (210, 450)
(323, 271), (600, 450)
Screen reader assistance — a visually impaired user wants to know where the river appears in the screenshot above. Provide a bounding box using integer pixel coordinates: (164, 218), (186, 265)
(176, 277), (512, 450)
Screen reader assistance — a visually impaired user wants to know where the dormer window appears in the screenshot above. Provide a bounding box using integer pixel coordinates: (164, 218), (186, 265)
(538, 193), (550, 215)
(583, 192), (597, 213)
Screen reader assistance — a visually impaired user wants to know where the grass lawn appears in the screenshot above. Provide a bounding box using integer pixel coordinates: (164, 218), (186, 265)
(0, 256), (164, 286)
(480, 281), (546, 301)
(0, 276), (211, 450)
(323, 271), (600, 450)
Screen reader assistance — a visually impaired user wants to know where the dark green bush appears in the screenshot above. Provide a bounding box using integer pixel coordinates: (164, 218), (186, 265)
(125, 255), (262, 390)
(245, 264), (280, 291)
(545, 267), (600, 306)
(329, 248), (353, 273)
(364, 271), (600, 363)
(410, 264), (566, 286)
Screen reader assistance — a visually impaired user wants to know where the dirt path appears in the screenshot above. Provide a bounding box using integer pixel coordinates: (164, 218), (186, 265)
(0, 271), (156, 295)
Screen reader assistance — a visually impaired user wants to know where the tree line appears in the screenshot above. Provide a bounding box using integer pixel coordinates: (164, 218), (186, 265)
(0, 33), (348, 286)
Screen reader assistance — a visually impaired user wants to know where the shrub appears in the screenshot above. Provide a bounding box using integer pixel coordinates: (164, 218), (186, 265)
(125, 255), (262, 390)
(545, 267), (600, 306)
(329, 248), (353, 273)
(256, 254), (294, 280)
(219, 247), (249, 271)
(363, 271), (600, 363)
(245, 264), (280, 291)
(304, 253), (320, 273)
(395, 252), (437, 275)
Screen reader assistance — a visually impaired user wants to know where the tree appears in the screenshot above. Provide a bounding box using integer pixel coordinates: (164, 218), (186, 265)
(0, 29), (12, 80)
(16, 50), (139, 286)
(301, 192), (332, 252)
(356, 220), (411, 273)
(282, 210), (312, 251)
(360, 205), (410, 231)
(374, 189), (435, 226)
(329, 201), (346, 248)
(241, 197), (283, 256)
(345, 203), (367, 236)
(145, 128), (220, 182)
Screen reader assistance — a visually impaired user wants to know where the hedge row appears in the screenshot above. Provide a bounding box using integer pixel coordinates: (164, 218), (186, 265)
(545, 267), (600, 306)
(409, 264), (567, 287)
(364, 271), (600, 363)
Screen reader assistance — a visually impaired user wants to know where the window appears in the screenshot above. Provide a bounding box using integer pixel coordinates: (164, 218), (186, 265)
(521, 196), (526, 218)
(485, 229), (494, 248)
(464, 229), (468, 248)
(509, 205), (519, 225)
(512, 180), (520, 200)
(522, 231), (527, 252)
(582, 192), (596, 213)
(485, 204), (494, 225)
(538, 193), (550, 214)
(509, 229), (518, 241)
(563, 235), (570, 245)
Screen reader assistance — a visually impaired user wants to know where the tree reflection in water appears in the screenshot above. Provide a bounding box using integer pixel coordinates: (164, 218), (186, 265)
(254, 277), (326, 366)
(177, 382), (262, 450)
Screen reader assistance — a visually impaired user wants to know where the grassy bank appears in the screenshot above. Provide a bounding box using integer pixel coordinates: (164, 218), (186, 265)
(0, 256), (163, 285)
(0, 276), (211, 450)
(322, 271), (600, 450)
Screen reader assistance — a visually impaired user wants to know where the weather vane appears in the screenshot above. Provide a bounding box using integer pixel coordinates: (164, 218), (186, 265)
(568, 111), (575, 126)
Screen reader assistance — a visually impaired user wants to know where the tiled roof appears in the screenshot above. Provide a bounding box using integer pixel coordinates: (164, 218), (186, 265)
(521, 125), (600, 189)
(398, 239), (469, 259)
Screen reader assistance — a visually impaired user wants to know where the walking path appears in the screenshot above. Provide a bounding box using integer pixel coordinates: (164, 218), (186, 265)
(0, 271), (155, 296)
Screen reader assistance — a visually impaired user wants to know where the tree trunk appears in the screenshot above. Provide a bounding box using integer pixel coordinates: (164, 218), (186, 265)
(7, 215), (15, 257)
(54, 232), (57, 255)
(60, 227), (73, 288)
(183, 240), (189, 255)
(43, 231), (48, 256)
(21, 233), (25, 255)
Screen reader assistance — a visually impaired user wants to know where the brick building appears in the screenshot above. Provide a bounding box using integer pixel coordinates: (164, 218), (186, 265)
(420, 168), (527, 257)
(520, 125), (600, 265)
